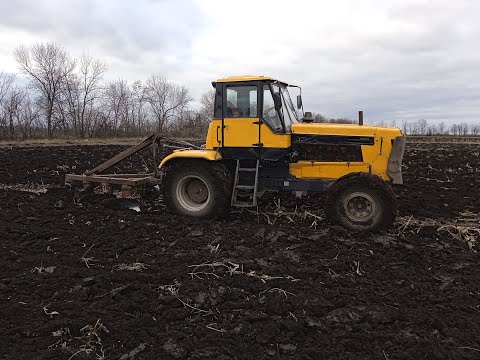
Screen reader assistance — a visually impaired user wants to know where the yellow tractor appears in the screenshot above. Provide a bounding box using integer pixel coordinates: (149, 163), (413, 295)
(159, 76), (405, 231)
(66, 75), (405, 231)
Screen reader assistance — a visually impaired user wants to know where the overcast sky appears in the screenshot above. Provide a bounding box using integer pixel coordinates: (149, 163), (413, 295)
(0, 0), (479, 123)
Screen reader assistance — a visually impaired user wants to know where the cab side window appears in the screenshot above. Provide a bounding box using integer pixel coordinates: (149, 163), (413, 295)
(226, 86), (257, 118)
(262, 85), (283, 132)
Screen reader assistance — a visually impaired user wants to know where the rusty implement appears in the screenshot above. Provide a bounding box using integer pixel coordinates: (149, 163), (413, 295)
(64, 134), (199, 195)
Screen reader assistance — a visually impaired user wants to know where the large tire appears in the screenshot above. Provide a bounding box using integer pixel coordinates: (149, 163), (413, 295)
(325, 173), (396, 232)
(162, 161), (231, 218)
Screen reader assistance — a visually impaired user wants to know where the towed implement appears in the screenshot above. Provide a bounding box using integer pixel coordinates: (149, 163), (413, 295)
(66, 75), (406, 231)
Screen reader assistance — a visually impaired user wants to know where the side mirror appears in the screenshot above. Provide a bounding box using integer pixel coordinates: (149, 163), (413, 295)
(296, 95), (303, 109)
(272, 92), (282, 111)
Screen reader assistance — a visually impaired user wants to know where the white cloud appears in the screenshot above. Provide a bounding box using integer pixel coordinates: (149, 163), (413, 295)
(0, 0), (479, 123)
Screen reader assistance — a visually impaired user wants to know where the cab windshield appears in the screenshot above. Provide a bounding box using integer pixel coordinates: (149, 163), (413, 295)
(272, 82), (299, 131)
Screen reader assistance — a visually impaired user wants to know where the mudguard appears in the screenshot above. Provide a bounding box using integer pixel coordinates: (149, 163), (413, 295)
(158, 149), (222, 169)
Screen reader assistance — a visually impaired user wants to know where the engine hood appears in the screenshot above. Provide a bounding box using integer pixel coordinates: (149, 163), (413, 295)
(291, 123), (402, 138)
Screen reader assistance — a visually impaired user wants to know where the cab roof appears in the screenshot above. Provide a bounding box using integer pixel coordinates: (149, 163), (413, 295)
(215, 75), (288, 85)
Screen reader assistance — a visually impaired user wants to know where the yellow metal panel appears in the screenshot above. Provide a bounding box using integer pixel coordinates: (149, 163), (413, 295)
(290, 161), (372, 179)
(215, 75), (290, 85)
(292, 123), (402, 137)
(205, 119), (223, 150)
(208, 118), (290, 150)
(158, 150), (221, 169)
(260, 125), (291, 148)
(223, 118), (259, 147)
(289, 124), (401, 182)
(216, 75), (274, 83)
(223, 118), (291, 149)
(368, 136), (394, 180)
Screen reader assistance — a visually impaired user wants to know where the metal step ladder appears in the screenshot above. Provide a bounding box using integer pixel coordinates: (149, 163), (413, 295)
(231, 159), (260, 207)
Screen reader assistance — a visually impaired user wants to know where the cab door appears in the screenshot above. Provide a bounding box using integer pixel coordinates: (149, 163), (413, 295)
(259, 83), (291, 151)
(221, 83), (260, 159)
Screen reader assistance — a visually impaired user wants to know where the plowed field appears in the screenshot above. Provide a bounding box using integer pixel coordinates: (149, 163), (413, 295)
(1, 142), (479, 360)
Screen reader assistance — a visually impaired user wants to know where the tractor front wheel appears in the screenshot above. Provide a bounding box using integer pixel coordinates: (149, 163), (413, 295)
(325, 173), (396, 232)
(162, 161), (230, 218)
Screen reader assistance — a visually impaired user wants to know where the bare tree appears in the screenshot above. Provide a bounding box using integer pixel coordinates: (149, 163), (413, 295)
(459, 122), (469, 136)
(60, 54), (107, 137)
(100, 79), (149, 137)
(1, 87), (25, 139)
(17, 92), (40, 139)
(144, 75), (193, 133)
(0, 72), (15, 138)
(426, 124), (437, 136)
(417, 119), (428, 135)
(313, 113), (328, 123)
(199, 90), (214, 122)
(471, 124), (480, 136)
(437, 121), (445, 135)
(170, 108), (210, 138)
(103, 79), (131, 135)
(329, 117), (354, 124)
(450, 123), (459, 136)
(310, 113), (354, 124)
(128, 80), (149, 135)
(14, 43), (76, 138)
(0, 71), (15, 105)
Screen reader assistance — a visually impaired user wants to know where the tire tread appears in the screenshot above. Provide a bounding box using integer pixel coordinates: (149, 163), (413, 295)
(326, 172), (396, 231)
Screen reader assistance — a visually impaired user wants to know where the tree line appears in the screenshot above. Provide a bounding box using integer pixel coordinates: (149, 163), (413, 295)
(0, 43), (213, 140)
(1, 42), (479, 140)
(312, 115), (480, 136)
(399, 119), (480, 136)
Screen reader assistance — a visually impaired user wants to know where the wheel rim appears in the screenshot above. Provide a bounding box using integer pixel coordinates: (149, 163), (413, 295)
(176, 175), (210, 212)
(343, 192), (377, 222)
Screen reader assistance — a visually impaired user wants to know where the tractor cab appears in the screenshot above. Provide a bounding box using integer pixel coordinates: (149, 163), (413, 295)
(205, 75), (300, 160)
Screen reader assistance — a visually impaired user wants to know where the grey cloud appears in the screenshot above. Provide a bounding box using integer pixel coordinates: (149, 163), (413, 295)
(1, 0), (479, 124)
(285, 4), (480, 123)
(0, 0), (203, 71)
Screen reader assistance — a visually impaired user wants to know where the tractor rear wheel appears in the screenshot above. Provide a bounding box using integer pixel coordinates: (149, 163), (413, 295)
(325, 173), (396, 231)
(162, 161), (231, 218)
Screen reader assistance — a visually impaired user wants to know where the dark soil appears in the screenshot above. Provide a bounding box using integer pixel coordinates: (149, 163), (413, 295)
(1, 142), (480, 360)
